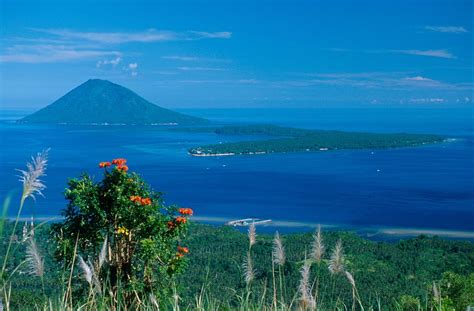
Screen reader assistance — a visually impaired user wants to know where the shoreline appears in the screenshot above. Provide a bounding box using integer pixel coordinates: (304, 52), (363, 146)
(189, 139), (453, 157)
(4, 215), (474, 240)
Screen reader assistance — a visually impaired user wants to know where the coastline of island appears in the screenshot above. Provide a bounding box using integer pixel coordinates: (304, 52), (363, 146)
(184, 124), (446, 157)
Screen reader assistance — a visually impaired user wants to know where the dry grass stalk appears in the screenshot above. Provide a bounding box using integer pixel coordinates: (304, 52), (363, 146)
(328, 239), (345, 275)
(248, 222), (256, 248)
(298, 261), (316, 310)
(17, 149), (49, 203)
(311, 225), (324, 263)
(345, 271), (355, 288)
(25, 238), (44, 277)
(272, 231), (285, 266)
(78, 255), (93, 284)
(98, 236), (108, 269)
(243, 251), (255, 285)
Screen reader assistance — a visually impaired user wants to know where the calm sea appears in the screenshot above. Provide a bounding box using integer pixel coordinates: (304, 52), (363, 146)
(0, 107), (473, 236)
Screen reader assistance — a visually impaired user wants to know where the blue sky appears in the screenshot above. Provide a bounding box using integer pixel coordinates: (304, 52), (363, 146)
(0, 0), (472, 109)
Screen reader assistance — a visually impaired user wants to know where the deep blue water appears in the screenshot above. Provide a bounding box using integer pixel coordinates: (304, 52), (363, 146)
(0, 107), (473, 234)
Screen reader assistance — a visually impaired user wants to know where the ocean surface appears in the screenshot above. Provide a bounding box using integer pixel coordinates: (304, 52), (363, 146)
(0, 107), (473, 237)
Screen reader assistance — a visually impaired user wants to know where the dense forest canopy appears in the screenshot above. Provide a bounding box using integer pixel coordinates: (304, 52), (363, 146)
(181, 124), (445, 156)
(2, 221), (473, 310)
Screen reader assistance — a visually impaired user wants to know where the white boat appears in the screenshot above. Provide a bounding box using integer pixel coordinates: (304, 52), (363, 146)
(225, 218), (272, 226)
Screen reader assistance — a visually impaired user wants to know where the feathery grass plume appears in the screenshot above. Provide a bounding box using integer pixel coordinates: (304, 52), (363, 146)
(432, 281), (441, 305)
(78, 255), (93, 284)
(272, 231), (285, 266)
(98, 236), (108, 269)
(17, 149), (49, 203)
(311, 224), (325, 263)
(345, 271), (357, 311)
(25, 238), (44, 277)
(328, 239), (345, 274)
(172, 289), (180, 311)
(242, 251), (255, 285)
(344, 271), (364, 311)
(298, 260), (316, 310)
(345, 271), (355, 288)
(2, 150), (49, 279)
(149, 293), (159, 309)
(248, 222), (256, 248)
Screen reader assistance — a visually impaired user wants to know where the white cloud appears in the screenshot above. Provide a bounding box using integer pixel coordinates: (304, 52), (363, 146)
(187, 31), (232, 39)
(409, 98), (445, 103)
(154, 71), (178, 75)
(178, 66), (225, 71)
(393, 49), (456, 59)
(238, 79), (259, 84)
(96, 56), (122, 67)
(329, 48), (457, 59)
(162, 55), (231, 63)
(424, 26), (468, 33)
(294, 72), (470, 91)
(0, 44), (120, 63)
(121, 62), (138, 77)
(127, 63), (138, 77)
(162, 56), (199, 61)
(30, 28), (232, 44)
(403, 76), (434, 81)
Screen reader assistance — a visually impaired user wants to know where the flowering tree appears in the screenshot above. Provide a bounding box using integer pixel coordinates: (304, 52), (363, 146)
(52, 158), (192, 300)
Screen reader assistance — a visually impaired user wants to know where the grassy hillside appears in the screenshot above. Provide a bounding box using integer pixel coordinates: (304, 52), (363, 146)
(2, 221), (473, 310)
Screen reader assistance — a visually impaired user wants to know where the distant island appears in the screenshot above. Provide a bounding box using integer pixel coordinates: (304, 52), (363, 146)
(183, 125), (445, 156)
(20, 79), (208, 125)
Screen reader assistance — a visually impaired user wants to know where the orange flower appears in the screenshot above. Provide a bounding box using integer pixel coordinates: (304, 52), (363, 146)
(177, 246), (189, 254)
(99, 162), (111, 168)
(178, 208), (193, 216)
(176, 252), (184, 258)
(130, 195), (141, 203)
(167, 221), (175, 229)
(112, 158), (127, 166)
(117, 164), (128, 172)
(140, 197), (152, 206)
(175, 216), (187, 224)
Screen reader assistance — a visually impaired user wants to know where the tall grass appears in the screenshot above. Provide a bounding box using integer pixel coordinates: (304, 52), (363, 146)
(1, 150), (48, 281)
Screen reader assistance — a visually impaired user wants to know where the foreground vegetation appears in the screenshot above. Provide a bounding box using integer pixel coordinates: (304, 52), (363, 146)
(1, 150), (472, 310)
(2, 221), (474, 310)
(183, 125), (445, 156)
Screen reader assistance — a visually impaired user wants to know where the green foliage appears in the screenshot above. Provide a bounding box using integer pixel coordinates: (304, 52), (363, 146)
(21, 79), (207, 125)
(186, 124), (444, 155)
(176, 225), (474, 310)
(399, 295), (421, 310)
(2, 222), (474, 310)
(50, 159), (192, 300)
(437, 272), (474, 311)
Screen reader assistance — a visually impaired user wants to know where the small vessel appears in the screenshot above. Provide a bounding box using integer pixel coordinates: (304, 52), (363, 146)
(225, 218), (272, 226)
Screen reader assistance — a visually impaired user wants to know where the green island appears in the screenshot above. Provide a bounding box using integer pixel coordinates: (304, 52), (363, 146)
(184, 124), (445, 156)
(20, 79), (207, 125)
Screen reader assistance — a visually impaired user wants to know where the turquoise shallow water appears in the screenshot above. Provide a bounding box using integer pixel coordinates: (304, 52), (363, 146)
(0, 107), (473, 235)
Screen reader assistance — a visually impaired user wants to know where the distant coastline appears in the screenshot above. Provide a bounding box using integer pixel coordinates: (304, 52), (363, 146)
(185, 124), (446, 156)
(7, 215), (474, 240)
